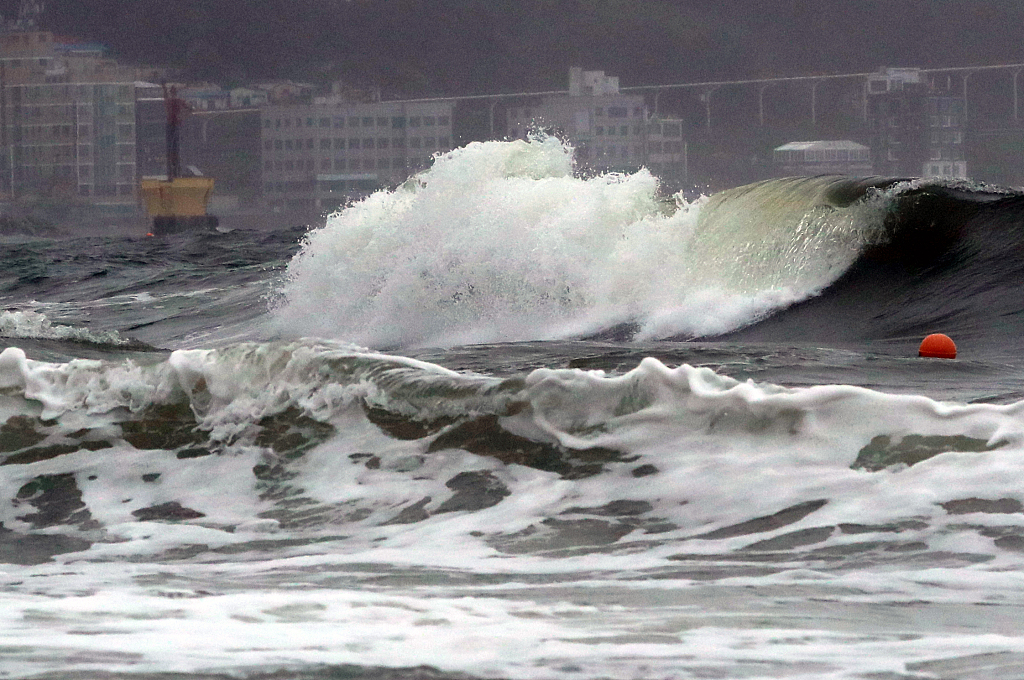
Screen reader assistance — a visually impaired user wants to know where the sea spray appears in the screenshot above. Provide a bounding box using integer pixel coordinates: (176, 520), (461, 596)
(272, 139), (898, 347)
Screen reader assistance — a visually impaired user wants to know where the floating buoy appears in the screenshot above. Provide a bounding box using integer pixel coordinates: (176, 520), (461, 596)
(919, 333), (957, 359)
(145, 232), (154, 237)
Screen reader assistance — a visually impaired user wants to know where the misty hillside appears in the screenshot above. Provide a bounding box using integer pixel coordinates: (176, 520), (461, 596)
(19, 0), (1024, 96)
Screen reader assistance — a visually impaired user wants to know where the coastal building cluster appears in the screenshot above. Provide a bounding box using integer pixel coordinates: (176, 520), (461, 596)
(0, 28), (974, 221)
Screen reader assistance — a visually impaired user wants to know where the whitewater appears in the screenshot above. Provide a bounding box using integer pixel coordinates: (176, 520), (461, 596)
(2, 137), (1024, 679)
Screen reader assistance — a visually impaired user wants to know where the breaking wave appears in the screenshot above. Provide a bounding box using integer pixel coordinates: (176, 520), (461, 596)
(272, 136), (1024, 349)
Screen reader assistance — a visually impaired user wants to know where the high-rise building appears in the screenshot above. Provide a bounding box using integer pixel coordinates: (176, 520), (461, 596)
(867, 68), (967, 179)
(0, 31), (137, 204)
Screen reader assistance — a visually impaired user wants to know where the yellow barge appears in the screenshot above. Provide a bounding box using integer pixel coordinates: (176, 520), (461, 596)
(140, 176), (217, 235)
(140, 84), (218, 235)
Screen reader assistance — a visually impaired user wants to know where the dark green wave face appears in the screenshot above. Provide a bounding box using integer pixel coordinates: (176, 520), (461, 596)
(703, 176), (1024, 350)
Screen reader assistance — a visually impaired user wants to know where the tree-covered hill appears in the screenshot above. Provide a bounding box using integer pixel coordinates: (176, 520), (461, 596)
(19, 0), (1024, 96)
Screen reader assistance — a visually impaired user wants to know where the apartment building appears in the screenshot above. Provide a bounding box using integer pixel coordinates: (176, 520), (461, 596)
(867, 67), (967, 179)
(261, 99), (455, 212)
(506, 69), (687, 185)
(0, 31), (137, 204)
(646, 116), (687, 184)
(507, 68), (649, 174)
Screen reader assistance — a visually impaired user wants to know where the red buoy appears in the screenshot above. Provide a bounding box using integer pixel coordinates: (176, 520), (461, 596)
(919, 333), (957, 359)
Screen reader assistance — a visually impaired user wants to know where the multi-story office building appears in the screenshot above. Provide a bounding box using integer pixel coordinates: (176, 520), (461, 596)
(867, 68), (967, 179)
(0, 31), (137, 204)
(260, 100), (455, 212)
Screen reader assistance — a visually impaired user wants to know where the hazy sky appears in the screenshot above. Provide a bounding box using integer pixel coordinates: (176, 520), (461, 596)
(13, 1), (1024, 94)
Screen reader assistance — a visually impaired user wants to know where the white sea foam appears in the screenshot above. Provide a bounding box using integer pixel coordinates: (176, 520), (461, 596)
(272, 138), (881, 348)
(2, 344), (1024, 677)
(0, 310), (130, 345)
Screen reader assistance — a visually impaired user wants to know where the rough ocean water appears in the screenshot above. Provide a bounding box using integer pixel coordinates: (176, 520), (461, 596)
(3, 137), (1024, 679)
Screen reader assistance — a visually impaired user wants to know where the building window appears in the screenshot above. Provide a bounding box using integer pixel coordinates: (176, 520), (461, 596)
(595, 107), (604, 117)
(596, 126), (604, 136)
(320, 117), (330, 128)
(361, 117), (373, 126)
(424, 116), (436, 126)
(607, 126), (616, 136)
(620, 125), (628, 136)
(306, 117), (314, 127)
(349, 117), (359, 127)
(392, 117), (406, 128)
(410, 138), (421, 148)
(349, 138), (360, 149)
(439, 137), (449, 148)
(335, 158), (346, 170)
(285, 140), (293, 150)
(334, 138), (345, 149)
(321, 158), (331, 169)
(334, 117), (345, 128)
(363, 137), (374, 148)
(378, 138), (389, 149)
(607, 106), (627, 118)
(378, 158), (389, 169)
(350, 159), (360, 170)
(393, 137), (405, 148)
(438, 115), (450, 126)
(409, 117), (421, 127)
